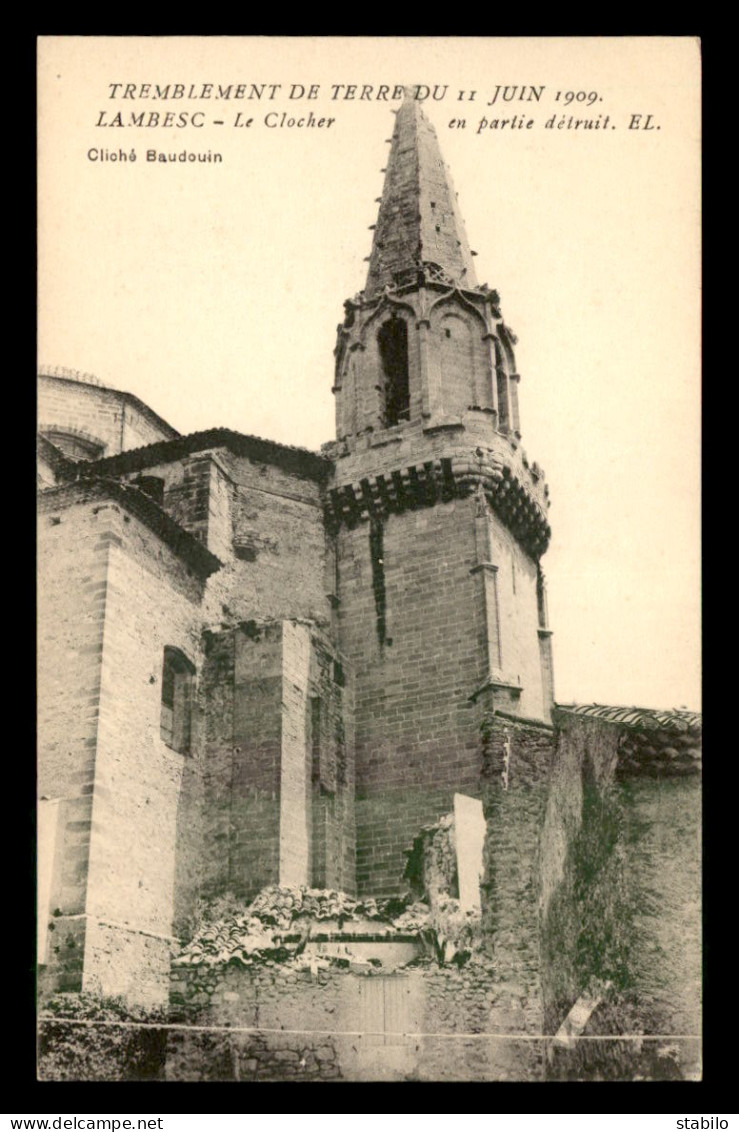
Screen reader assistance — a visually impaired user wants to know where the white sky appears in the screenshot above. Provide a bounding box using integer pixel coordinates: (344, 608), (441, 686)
(38, 36), (701, 711)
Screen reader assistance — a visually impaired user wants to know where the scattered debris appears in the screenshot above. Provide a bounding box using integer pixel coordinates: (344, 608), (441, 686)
(177, 878), (483, 973)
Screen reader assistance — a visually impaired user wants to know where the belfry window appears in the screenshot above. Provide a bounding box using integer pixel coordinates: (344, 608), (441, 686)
(160, 647), (195, 754)
(497, 373), (510, 431)
(378, 318), (410, 427)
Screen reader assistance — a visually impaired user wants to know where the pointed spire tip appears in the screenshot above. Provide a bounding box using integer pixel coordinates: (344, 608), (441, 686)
(363, 90), (479, 296)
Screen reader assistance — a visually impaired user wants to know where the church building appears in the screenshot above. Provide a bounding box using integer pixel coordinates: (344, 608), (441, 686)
(37, 93), (701, 1082)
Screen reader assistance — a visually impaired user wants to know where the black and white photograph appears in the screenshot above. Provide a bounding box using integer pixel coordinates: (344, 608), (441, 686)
(36, 36), (701, 1083)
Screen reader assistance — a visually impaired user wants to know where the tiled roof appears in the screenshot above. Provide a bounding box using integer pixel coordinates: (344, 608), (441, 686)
(76, 427), (333, 483)
(555, 702), (701, 733)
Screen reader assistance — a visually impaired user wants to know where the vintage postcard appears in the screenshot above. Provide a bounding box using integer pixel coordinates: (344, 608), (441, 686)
(37, 36), (701, 1083)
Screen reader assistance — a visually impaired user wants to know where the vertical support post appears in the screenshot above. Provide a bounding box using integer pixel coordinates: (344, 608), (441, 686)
(510, 373), (522, 436)
(425, 321), (444, 422)
(537, 564), (554, 718)
(471, 493), (503, 677)
(279, 622), (313, 887)
(483, 332), (499, 419)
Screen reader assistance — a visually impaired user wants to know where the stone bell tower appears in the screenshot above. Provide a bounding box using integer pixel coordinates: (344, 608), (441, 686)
(323, 91), (554, 895)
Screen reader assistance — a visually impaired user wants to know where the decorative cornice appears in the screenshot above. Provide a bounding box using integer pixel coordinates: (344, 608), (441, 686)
(327, 456), (551, 558)
(427, 285), (489, 327)
(470, 675), (524, 703)
(470, 562), (499, 576)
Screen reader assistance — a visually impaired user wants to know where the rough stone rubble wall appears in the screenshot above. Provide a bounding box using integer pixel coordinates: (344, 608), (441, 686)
(539, 711), (701, 1081)
(479, 713), (554, 1041)
(163, 963), (550, 1082)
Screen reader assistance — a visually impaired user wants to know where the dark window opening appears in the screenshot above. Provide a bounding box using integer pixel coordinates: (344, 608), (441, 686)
(378, 318), (410, 427)
(161, 646), (195, 754)
(497, 372), (510, 431)
(132, 475), (165, 506)
(369, 517), (387, 647)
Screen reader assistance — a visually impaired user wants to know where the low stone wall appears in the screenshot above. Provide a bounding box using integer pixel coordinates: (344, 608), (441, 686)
(540, 709), (702, 1081)
(39, 955), (553, 1081)
(164, 959), (548, 1081)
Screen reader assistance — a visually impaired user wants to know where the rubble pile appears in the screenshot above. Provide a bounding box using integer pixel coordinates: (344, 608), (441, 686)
(179, 914), (277, 967)
(426, 894), (481, 965)
(180, 886), (397, 968)
(177, 884), (479, 971)
(247, 885), (386, 929)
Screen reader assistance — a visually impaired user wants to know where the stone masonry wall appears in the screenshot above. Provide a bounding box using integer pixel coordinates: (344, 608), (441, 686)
(81, 505), (206, 1006)
(539, 712), (702, 1081)
(38, 376), (173, 457)
(163, 961), (549, 1082)
(38, 501), (111, 992)
(37, 496), (207, 1004)
(199, 621), (355, 903)
(194, 627), (236, 904)
(40, 959), (552, 1081)
(221, 450), (333, 627)
(121, 448), (333, 631)
(232, 623), (283, 895)
(338, 497), (486, 895)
